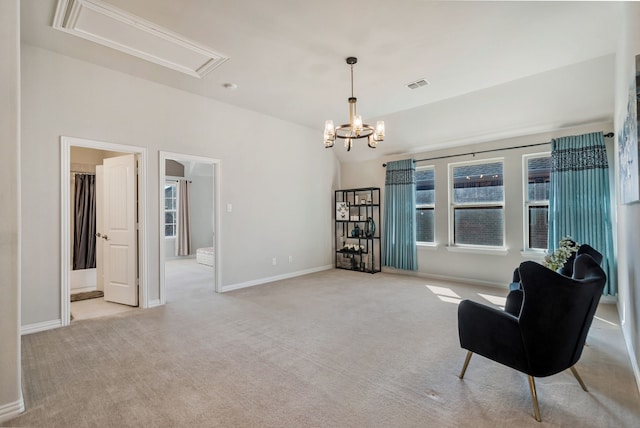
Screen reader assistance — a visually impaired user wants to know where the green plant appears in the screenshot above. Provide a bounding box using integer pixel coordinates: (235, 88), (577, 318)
(542, 236), (580, 271)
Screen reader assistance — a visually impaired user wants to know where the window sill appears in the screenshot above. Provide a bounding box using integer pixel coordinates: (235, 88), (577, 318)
(520, 250), (546, 260)
(446, 245), (508, 256)
(417, 242), (438, 250)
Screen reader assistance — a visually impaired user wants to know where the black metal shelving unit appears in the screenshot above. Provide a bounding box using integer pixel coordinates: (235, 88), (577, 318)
(334, 187), (381, 274)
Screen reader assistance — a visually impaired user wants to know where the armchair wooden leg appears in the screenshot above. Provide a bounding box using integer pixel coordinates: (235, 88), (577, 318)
(459, 351), (473, 379)
(570, 366), (589, 392)
(528, 376), (542, 422)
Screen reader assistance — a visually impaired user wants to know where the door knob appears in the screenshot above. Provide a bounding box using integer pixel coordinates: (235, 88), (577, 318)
(96, 232), (102, 238)
(102, 235), (109, 241)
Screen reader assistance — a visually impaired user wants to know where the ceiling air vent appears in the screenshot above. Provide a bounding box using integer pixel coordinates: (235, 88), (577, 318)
(407, 79), (429, 90)
(52, 0), (229, 78)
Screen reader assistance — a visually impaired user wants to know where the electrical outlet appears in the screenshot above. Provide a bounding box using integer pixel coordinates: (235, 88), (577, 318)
(288, 255), (293, 263)
(272, 257), (277, 266)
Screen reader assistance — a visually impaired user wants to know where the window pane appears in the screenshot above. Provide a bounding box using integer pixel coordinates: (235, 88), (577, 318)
(416, 168), (435, 205)
(529, 206), (548, 249)
(416, 207), (434, 243)
(452, 162), (503, 203)
(528, 157), (550, 201)
(164, 182), (178, 237)
(165, 183), (177, 210)
(454, 207), (503, 246)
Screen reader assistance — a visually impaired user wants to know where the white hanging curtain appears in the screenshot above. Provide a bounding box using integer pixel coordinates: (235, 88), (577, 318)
(175, 179), (191, 256)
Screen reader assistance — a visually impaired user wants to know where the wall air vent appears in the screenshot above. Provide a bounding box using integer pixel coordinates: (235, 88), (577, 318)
(52, 0), (228, 78)
(407, 79), (429, 90)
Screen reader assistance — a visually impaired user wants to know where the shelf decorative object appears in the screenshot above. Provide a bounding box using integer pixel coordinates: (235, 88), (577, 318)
(365, 217), (375, 238)
(336, 202), (348, 220)
(334, 187), (381, 273)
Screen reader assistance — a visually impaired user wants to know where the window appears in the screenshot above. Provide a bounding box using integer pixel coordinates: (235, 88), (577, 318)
(450, 160), (504, 247)
(416, 166), (435, 243)
(164, 182), (177, 238)
(524, 154), (550, 250)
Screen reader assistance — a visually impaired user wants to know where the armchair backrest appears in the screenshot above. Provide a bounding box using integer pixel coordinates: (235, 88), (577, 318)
(517, 254), (606, 377)
(558, 244), (603, 277)
(576, 244), (603, 266)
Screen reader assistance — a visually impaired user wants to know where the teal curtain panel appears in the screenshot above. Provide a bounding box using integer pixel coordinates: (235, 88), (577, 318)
(383, 159), (417, 270)
(549, 131), (617, 295)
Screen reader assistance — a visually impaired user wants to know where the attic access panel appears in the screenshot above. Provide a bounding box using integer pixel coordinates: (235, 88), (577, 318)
(52, 0), (228, 78)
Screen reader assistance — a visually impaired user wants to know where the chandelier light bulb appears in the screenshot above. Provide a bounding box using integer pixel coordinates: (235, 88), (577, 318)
(375, 121), (385, 138)
(354, 115), (363, 134)
(324, 120), (335, 137)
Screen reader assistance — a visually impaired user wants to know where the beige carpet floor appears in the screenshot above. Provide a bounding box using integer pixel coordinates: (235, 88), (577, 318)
(5, 267), (640, 427)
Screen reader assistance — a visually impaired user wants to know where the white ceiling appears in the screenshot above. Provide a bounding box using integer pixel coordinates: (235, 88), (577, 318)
(21, 0), (620, 163)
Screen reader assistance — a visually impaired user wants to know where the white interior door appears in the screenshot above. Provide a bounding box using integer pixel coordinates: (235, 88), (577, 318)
(95, 165), (104, 291)
(102, 154), (138, 306)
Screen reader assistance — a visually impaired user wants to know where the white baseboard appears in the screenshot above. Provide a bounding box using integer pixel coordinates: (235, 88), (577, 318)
(381, 267), (506, 289)
(221, 265), (333, 293)
(147, 299), (162, 308)
(166, 255), (196, 260)
(381, 269), (620, 304)
(599, 295), (618, 304)
(620, 313), (640, 397)
(630, 350), (640, 398)
(0, 397), (24, 423)
(21, 319), (62, 335)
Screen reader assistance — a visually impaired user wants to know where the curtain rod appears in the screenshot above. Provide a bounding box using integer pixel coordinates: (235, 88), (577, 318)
(71, 171), (95, 175)
(166, 178), (192, 183)
(382, 132), (614, 167)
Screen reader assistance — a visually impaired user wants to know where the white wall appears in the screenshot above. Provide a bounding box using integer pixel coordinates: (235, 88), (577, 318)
(0, 0), (23, 422)
(614, 1), (640, 391)
(190, 174), (214, 253)
(20, 44), (339, 326)
(341, 122), (613, 287)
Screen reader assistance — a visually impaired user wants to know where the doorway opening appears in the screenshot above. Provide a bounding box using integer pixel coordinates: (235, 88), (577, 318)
(61, 136), (148, 326)
(159, 152), (221, 303)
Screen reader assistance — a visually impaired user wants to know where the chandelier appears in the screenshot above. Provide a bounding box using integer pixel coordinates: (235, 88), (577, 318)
(323, 57), (385, 151)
